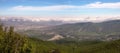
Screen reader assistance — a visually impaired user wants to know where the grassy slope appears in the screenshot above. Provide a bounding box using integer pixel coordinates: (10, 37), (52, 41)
(78, 40), (120, 53)
(29, 37), (120, 53)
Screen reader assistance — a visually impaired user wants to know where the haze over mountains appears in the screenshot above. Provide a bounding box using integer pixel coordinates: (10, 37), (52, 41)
(0, 16), (65, 30)
(0, 16), (120, 30)
(1, 16), (120, 22)
(1, 16), (120, 41)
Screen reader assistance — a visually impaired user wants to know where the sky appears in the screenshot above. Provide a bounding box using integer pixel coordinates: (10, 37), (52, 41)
(0, 0), (120, 18)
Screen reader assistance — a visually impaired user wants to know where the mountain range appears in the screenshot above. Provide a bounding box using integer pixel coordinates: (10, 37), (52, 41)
(22, 20), (120, 41)
(0, 17), (64, 30)
(1, 16), (120, 41)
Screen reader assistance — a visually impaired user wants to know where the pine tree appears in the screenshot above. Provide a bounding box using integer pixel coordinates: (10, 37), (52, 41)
(0, 24), (32, 53)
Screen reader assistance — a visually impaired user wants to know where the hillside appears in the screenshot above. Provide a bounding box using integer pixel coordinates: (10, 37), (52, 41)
(30, 37), (120, 53)
(24, 20), (120, 41)
(0, 23), (120, 53)
(78, 39), (120, 53)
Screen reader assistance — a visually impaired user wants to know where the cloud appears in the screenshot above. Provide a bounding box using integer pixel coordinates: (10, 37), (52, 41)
(11, 5), (76, 11)
(81, 2), (120, 8)
(10, 2), (120, 11)
(1, 15), (120, 23)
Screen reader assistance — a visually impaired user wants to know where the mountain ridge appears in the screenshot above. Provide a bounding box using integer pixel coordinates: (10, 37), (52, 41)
(23, 20), (120, 41)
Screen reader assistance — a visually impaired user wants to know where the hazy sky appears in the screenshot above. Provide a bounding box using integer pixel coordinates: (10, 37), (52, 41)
(0, 0), (120, 16)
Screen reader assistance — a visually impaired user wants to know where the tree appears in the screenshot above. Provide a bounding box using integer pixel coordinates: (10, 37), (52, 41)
(0, 24), (32, 53)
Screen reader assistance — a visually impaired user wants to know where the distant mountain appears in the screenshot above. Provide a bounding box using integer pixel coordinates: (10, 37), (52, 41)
(23, 20), (120, 41)
(1, 16), (120, 41)
(0, 17), (65, 30)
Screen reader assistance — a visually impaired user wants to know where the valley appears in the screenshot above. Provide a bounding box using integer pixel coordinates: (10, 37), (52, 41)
(0, 17), (120, 53)
(20, 20), (120, 41)
(0, 0), (120, 53)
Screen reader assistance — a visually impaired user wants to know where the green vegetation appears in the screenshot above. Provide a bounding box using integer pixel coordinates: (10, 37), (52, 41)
(26, 38), (120, 53)
(0, 23), (120, 53)
(0, 24), (31, 53)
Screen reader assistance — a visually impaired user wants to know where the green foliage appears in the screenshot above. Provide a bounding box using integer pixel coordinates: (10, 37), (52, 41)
(78, 40), (120, 53)
(0, 25), (31, 53)
(28, 38), (120, 53)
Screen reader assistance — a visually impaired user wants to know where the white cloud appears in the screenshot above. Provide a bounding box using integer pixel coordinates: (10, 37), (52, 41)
(81, 2), (120, 8)
(1, 15), (120, 23)
(11, 5), (76, 11)
(10, 2), (120, 11)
